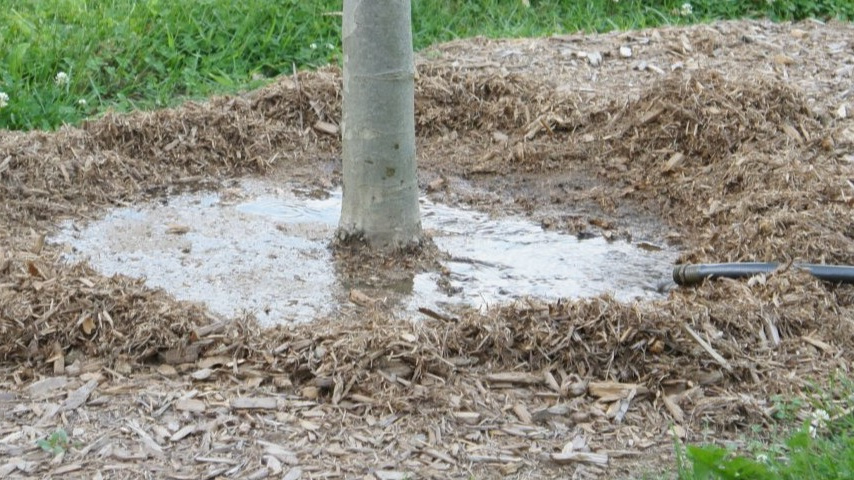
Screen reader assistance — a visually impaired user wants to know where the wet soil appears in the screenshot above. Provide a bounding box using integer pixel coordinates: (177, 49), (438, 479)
(1, 18), (854, 480)
(52, 178), (678, 326)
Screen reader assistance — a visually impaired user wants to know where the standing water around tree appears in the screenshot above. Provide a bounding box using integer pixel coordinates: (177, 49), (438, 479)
(52, 179), (679, 326)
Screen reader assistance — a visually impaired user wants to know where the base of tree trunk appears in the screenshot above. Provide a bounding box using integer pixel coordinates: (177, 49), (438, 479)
(334, 228), (425, 254)
(331, 232), (446, 290)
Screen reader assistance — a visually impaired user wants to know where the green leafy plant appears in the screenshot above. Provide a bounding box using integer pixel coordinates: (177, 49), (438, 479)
(37, 429), (70, 456)
(676, 375), (854, 480)
(678, 443), (774, 479)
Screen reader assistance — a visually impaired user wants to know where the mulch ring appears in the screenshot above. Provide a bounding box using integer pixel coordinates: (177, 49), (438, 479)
(2, 18), (854, 479)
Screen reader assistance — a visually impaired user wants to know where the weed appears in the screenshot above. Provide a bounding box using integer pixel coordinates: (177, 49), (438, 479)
(676, 375), (854, 480)
(37, 429), (70, 456)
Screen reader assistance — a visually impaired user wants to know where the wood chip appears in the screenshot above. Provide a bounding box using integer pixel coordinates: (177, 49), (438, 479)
(127, 421), (165, 458)
(484, 372), (542, 385)
(61, 379), (98, 411)
(663, 152), (685, 172)
(613, 388), (636, 424)
(170, 424), (198, 442)
(451, 412), (480, 425)
(562, 434), (587, 453)
(301, 386), (319, 400)
(244, 468), (270, 480)
(194, 323), (228, 339)
(586, 51), (603, 66)
(417, 307), (457, 322)
(313, 121), (339, 135)
(423, 448), (457, 465)
(191, 368), (214, 380)
(773, 54), (795, 65)
(26, 376), (69, 397)
(374, 472), (408, 480)
(232, 397), (278, 410)
(175, 398), (206, 413)
(299, 420), (320, 431)
(157, 364), (178, 377)
(257, 440), (299, 465)
(264, 455), (282, 475)
(646, 63), (665, 74)
(602, 450), (642, 458)
(348, 289), (379, 307)
(282, 467), (302, 480)
(0, 459), (27, 476)
(0, 390), (17, 402)
(639, 106), (665, 124)
(588, 381), (645, 401)
(681, 324), (733, 372)
(762, 314), (781, 347)
(565, 380), (589, 397)
(52, 463), (82, 474)
(551, 451), (609, 466)
(468, 454), (523, 463)
(802, 335), (833, 353)
(195, 456), (239, 465)
(662, 394), (685, 424)
(782, 123), (803, 144)
(427, 177), (445, 192)
(513, 404), (532, 424)
(165, 224), (190, 235)
(160, 345), (201, 364)
(532, 403), (572, 422)
(543, 370), (561, 393)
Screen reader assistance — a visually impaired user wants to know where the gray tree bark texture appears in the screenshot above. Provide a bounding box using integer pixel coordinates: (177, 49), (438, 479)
(338, 0), (422, 250)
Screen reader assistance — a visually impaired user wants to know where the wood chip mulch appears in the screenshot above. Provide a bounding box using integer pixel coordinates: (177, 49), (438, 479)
(1, 18), (853, 479)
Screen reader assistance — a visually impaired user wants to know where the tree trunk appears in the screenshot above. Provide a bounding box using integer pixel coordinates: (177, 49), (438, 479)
(338, 0), (422, 250)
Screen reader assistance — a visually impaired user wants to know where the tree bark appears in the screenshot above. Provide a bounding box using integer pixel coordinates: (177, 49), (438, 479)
(338, 0), (422, 250)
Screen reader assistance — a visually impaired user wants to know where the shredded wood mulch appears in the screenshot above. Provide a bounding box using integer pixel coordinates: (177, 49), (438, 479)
(2, 19), (853, 479)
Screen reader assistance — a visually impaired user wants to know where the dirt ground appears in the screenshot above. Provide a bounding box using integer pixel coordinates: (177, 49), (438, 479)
(2, 18), (853, 479)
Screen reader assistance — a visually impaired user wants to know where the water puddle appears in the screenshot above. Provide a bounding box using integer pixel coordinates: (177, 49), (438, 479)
(52, 180), (679, 325)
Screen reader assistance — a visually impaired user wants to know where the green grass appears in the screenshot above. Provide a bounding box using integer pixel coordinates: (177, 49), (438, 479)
(1, 0), (852, 130)
(0, 0), (340, 130)
(676, 376), (854, 479)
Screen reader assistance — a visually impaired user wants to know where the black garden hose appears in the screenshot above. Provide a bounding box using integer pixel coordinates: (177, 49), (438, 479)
(673, 263), (854, 286)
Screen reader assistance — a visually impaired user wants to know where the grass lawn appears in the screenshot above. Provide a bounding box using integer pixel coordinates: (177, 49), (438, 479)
(1, 0), (852, 130)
